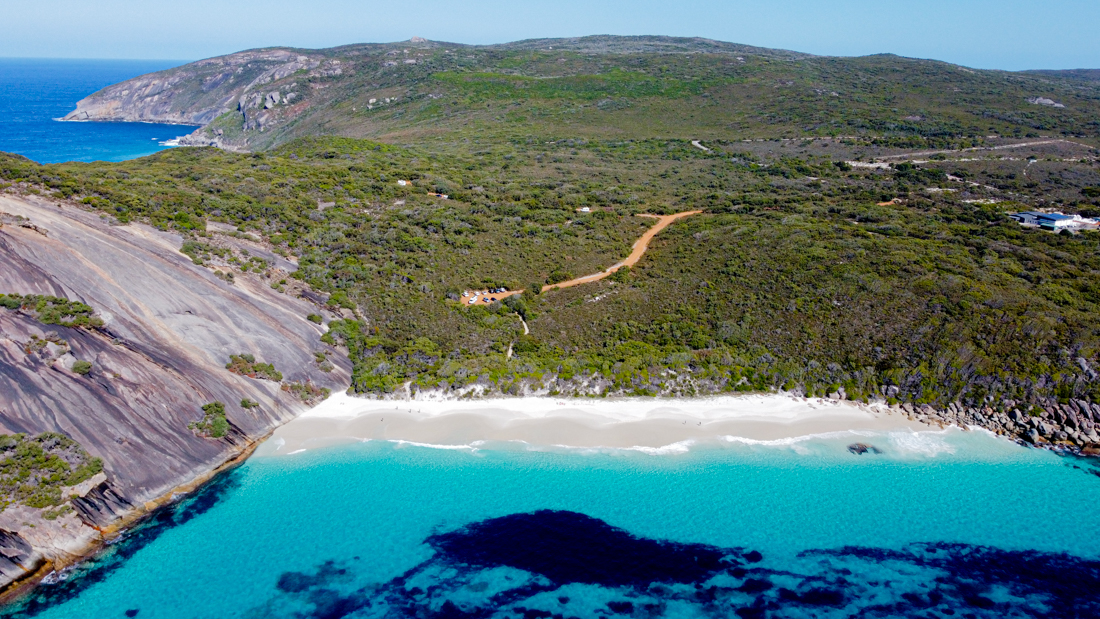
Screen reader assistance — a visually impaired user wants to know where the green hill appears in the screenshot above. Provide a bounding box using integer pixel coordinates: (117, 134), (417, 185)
(63, 36), (1100, 153)
(5, 35), (1099, 433)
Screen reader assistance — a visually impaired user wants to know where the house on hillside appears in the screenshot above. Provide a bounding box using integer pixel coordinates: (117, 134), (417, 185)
(1009, 212), (1096, 231)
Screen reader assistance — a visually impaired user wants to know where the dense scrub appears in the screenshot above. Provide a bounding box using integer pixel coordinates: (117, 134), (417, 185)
(226, 354), (283, 382)
(0, 433), (104, 511)
(0, 293), (103, 329)
(4, 41), (1100, 413)
(189, 402), (229, 439)
(140, 37), (1100, 151)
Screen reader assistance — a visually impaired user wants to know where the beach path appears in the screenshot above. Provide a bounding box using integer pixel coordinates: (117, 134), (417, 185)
(545, 210), (702, 291)
(464, 210), (701, 305)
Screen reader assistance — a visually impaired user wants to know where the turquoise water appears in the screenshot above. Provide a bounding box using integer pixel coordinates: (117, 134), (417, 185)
(0, 58), (196, 164)
(5, 429), (1100, 618)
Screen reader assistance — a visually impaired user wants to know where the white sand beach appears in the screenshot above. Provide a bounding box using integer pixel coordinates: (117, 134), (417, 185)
(257, 392), (929, 456)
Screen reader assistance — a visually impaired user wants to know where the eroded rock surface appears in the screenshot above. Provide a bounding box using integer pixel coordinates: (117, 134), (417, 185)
(0, 194), (349, 588)
(61, 49), (321, 127)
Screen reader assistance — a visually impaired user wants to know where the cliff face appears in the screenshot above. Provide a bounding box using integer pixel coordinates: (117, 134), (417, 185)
(56, 36), (818, 152)
(62, 48), (325, 127)
(0, 193), (350, 589)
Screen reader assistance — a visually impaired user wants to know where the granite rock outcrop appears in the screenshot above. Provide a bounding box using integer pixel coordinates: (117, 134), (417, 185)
(0, 193), (350, 591)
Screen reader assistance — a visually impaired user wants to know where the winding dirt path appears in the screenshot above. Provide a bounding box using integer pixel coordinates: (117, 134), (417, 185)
(464, 210), (701, 306)
(544, 210), (702, 291)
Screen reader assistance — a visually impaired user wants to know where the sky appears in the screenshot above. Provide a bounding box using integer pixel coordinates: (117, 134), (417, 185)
(3, 0), (1098, 71)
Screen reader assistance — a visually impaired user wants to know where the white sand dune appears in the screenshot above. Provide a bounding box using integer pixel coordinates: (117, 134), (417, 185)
(258, 392), (927, 456)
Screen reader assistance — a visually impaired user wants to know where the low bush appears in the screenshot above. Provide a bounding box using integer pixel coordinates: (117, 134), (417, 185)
(225, 354), (283, 381)
(189, 402), (229, 438)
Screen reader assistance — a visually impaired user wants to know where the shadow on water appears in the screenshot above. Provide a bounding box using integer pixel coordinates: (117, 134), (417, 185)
(3, 481), (1100, 617)
(243, 510), (1100, 619)
(0, 470), (241, 618)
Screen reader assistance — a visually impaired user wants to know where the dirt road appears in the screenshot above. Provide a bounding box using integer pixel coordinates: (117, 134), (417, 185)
(545, 211), (702, 291)
(464, 210), (701, 305)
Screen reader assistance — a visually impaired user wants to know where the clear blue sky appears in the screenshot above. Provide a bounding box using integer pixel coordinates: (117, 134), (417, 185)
(4, 0), (1097, 70)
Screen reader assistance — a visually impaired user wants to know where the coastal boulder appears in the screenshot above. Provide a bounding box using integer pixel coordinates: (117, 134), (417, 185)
(847, 443), (882, 455)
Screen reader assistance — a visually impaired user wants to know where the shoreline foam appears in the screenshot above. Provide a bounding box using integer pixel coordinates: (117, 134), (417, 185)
(258, 392), (930, 456)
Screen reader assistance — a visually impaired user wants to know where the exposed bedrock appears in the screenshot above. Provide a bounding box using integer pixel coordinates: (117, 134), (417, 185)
(60, 49), (320, 127)
(0, 193), (349, 588)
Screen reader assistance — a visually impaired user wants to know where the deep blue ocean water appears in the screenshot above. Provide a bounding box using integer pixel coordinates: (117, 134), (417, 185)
(0, 58), (196, 164)
(3, 429), (1099, 618)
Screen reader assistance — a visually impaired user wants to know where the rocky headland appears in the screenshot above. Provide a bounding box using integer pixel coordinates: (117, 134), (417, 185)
(0, 192), (350, 595)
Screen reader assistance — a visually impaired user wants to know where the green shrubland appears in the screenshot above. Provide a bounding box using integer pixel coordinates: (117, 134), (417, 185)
(3, 39), (1100, 411)
(0, 293), (103, 328)
(0, 433), (104, 511)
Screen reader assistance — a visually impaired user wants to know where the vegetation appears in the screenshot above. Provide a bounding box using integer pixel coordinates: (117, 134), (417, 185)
(225, 354), (283, 381)
(189, 402), (229, 439)
(0, 433), (104, 512)
(97, 37), (1100, 153)
(3, 38), (1100, 413)
(281, 380), (331, 403)
(0, 293), (103, 328)
(71, 360), (93, 376)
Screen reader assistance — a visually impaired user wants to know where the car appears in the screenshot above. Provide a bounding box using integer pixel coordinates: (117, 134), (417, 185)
(462, 291), (469, 297)
(491, 297), (498, 302)
(468, 298), (476, 304)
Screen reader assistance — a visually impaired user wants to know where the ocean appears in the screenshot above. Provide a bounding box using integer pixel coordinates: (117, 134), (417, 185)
(3, 428), (1099, 618)
(0, 58), (196, 164)
(1, 59), (1099, 618)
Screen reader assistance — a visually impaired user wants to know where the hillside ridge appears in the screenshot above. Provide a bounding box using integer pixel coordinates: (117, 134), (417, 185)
(60, 35), (1100, 153)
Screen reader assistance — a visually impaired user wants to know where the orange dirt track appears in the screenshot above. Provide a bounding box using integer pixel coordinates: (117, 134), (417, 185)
(463, 210), (702, 306)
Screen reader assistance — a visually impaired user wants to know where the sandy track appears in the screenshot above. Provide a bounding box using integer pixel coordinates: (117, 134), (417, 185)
(466, 210), (701, 306)
(546, 211), (702, 291)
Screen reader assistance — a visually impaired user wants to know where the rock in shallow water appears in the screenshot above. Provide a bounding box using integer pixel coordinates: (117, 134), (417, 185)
(847, 443), (882, 455)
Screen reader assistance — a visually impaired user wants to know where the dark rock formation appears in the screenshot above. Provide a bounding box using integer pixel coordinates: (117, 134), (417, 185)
(847, 443), (882, 455)
(0, 530), (39, 585)
(70, 482), (134, 529)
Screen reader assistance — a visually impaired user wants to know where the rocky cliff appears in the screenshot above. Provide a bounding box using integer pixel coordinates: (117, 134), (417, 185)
(0, 193), (350, 591)
(58, 35), (820, 152)
(62, 49), (325, 127)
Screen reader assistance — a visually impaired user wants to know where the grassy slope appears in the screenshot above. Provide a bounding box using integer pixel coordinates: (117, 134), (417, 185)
(6, 38), (1100, 410)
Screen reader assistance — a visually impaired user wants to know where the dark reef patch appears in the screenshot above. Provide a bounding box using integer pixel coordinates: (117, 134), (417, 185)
(426, 510), (740, 587)
(804, 542), (1100, 617)
(7, 506), (1100, 618)
(242, 510), (1100, 619)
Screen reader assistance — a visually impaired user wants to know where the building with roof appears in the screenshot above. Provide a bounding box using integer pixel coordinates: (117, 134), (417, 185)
(1009, 212), (1095, 231)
